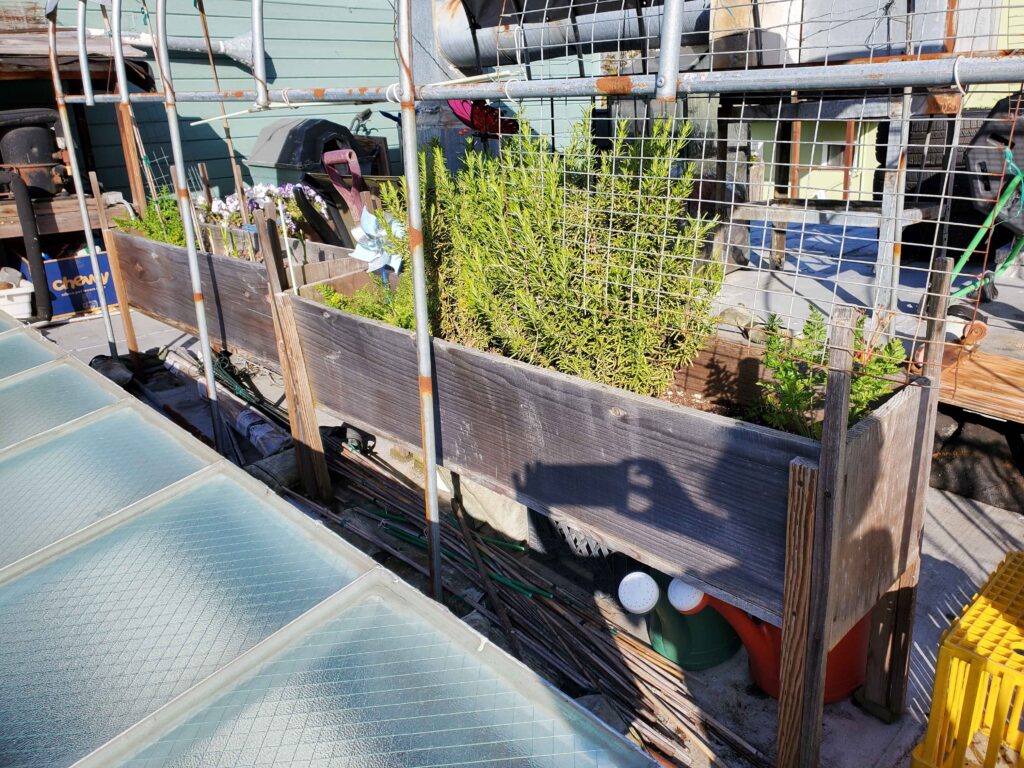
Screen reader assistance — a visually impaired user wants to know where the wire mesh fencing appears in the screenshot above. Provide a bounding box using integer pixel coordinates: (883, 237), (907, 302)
(404, 0), (1024, 435)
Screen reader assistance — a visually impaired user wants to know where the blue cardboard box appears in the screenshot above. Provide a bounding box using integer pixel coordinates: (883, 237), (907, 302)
(20, 251), (119, 320)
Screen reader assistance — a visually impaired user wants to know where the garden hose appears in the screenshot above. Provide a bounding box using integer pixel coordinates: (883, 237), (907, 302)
(946, 147), (1019, 301)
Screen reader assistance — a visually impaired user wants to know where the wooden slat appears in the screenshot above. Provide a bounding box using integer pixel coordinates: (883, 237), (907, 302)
(939, 347), (1024, 424)
(777, 306), (856, 768)
(673, 334), (767, 407)
(284, 293), (820, 623)
(0, 196), (118, 238)
(857, 257), (953, 721)
(777, 457), (820, 768)
(110, 231), (280, 371)
(828, 383), (929, 647)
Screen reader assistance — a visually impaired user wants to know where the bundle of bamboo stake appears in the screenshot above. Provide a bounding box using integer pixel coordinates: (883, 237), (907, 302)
(302, 436), (771, 768)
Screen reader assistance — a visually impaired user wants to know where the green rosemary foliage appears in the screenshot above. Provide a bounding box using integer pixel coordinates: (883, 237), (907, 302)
(318, 277), (416, 330)
(757, 309), (907, 437)
(114, 188), (186, 247)
(376, 115), (721, 397)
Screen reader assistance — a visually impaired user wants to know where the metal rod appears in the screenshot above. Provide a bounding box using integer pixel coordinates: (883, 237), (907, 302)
(110, 0), (130, 102)
(655, 0), (686, 101)
(251, 0), (269, 109)
(154, 0), (223, 450)
(47, 15), (117, 357)
(90, 29), (256, 69)
(63, 54), (1024, 105)
(397, 0), (442, 602)
(76, 0), (95, 106)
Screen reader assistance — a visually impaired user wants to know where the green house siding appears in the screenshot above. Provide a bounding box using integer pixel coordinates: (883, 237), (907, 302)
(57, 0), (400, 199)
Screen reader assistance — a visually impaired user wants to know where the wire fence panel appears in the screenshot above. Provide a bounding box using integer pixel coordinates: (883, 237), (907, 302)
(406, 0), (1024, 433)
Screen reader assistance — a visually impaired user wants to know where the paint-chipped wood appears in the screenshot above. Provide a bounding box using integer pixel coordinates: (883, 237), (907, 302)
(284, 293), (820, 623)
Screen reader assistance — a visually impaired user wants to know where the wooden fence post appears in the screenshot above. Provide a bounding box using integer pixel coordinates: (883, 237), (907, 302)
(857, 257), (954, 720)
(776, 305), (856, 767)
(87, 171), (140, 370)
(257, 209), (332, 502)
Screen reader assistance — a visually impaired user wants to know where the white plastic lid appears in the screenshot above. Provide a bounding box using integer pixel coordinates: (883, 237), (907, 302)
(618, 572), (660, 614)
(667, 578), (705, 613)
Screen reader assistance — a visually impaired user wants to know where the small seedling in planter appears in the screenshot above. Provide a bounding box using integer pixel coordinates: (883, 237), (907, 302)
(114, 188), (186, 247)
(756, 309), (907, 437)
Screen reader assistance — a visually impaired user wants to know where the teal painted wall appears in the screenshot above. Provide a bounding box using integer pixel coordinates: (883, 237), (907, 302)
(55, 0), (400, 199)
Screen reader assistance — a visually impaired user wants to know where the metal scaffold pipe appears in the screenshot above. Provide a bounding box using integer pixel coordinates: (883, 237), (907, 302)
(251, 0), (269, 109)
(154, 0), (223, 449)
(47, 14), (117, 357)
(397, 0), (443, 602)
(434, 0), (709, 69)
(110, 0), (130, 102)
(655, 0), (687, 101)
(62, 54), (1024, 105)
(76, 0), (94, 105)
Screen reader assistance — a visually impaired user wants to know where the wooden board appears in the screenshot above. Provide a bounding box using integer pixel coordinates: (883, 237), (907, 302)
(828, 383), (929, 647)
(0, 196), (119, 239)
(674, 334), (767, 407)
(939, 346), (1024, 424)
(110, 231), (280, 371)
(285, 294), (820, 623)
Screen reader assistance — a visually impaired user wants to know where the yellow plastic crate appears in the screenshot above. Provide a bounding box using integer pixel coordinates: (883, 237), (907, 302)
(913, 552), (1024, 768)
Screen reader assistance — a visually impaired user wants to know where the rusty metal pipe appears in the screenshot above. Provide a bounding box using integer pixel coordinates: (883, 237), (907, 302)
(655, 0), (687, 101)
(155, 0), (223, 449)
(47, 15), (117, 354)
(398, 0), (443, 602)
(62, 54), (1024, 104)
(251, 0), (269, 109)
(76, 0), (95, 105)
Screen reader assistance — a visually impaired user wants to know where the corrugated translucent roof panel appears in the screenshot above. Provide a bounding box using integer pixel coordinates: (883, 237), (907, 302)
(0, 311), (652, 768)
(0, 362), (121, 450)
(0, 331), (60, 379)
(119, 584), (650, 768)
(0, 473), (364, 768)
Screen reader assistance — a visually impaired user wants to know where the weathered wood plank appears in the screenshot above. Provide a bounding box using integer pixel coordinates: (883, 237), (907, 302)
(285, 294), (820, 623)
(0, 196), (119, 239)
(785, 306), (856, 768)
(828, 383), (929, 647)
(110, 230), (280, 371)
(939, 347), (1024, 424)
(858, 257), (953, 721)
(777, 457), (820, 768)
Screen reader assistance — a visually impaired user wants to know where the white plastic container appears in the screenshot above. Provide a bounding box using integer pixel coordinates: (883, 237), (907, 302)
(0, 281), (33, 319)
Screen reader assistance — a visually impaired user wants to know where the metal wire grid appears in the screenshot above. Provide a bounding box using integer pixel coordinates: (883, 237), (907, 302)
(414, 0), (1024, 400)
(463, 0), (1021, 74)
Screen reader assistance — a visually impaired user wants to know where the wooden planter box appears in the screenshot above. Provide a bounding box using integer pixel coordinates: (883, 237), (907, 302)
(108, 227), (938, 763)
(108, 230), (363, 371)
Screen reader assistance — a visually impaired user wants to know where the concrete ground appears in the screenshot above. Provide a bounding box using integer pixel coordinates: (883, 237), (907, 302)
(719, 222), (1024, 357)
(38, 310), (1024, 767)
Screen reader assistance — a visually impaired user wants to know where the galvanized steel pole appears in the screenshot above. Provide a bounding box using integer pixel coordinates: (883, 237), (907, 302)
(110, 0), (130, 102)
(251, 0), (270, 109)
(397, 0), (443, 601)
(76, 0), (94, 105)
(655, 0), (686, 101)
(155, 0), (223, 449)
(47, 14), (117, 356)
(62, 54), (1024, 105)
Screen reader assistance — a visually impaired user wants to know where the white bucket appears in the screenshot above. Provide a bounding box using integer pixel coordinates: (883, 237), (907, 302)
(0, 282), (34, 319)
